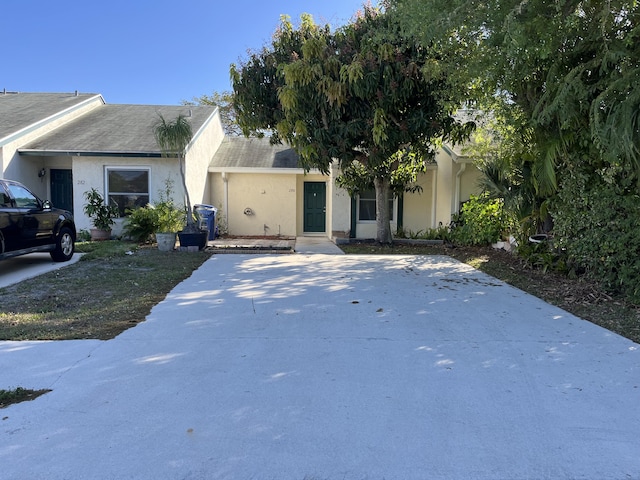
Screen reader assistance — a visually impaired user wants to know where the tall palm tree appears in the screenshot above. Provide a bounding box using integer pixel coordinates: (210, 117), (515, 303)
(153, 114), (197, 232)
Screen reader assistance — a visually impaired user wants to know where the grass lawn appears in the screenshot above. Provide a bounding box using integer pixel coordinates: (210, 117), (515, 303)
(0, 241), (212, 341)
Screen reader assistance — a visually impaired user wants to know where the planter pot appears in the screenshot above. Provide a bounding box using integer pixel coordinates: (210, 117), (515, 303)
(156, 232), (177, 252)
(178, 231), (207, 250)
(90, 228), (111, 241)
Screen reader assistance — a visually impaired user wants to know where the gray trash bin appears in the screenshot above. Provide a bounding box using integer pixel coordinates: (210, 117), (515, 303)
(194, 204), (218, 240)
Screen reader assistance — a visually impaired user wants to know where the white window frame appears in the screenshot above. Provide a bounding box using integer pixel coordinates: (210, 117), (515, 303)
(357, 189), (395, 223)
(105, 166), (151, 217)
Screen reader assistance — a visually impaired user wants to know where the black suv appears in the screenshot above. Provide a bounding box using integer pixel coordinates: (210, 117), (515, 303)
(0, 179), (76, 262)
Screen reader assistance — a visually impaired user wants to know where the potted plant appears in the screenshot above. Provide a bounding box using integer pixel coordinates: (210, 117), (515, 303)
(154, 114), (206, 250)
(154, 178), (185, 251)
(83, 188), (119, 241)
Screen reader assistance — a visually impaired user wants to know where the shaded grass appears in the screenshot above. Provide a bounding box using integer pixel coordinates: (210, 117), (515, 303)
(0, 241), (212, 340)
(341, 242), (640, 344)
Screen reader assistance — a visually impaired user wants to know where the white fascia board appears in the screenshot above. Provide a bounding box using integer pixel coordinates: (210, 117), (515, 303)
(208, 166), (322, 175)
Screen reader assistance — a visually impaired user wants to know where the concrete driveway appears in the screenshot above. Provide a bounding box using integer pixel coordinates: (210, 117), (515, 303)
(0, 252), (82, 289)
(1, 253), (639, 479)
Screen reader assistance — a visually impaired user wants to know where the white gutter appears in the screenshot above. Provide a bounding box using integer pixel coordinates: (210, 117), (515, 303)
(208, 166), (323, 175)
(221, 171), (229, 226)
(431, 168), (438, 229)
(454, 162), (467, 213)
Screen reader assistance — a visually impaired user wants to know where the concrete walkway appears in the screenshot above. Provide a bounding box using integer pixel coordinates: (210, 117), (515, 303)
(1, 254), (639, 479)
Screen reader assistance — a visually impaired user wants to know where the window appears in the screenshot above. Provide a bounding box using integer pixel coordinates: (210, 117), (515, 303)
(358, 189), (393, 221)
(7, 184), (39, 209)
(106, 168), (150, 217)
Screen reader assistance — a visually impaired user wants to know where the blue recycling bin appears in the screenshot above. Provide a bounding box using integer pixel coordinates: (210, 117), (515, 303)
(194, 204), (218, 240)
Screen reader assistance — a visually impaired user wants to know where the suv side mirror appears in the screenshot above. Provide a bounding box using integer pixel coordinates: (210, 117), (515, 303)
(42, 200), (52, 210)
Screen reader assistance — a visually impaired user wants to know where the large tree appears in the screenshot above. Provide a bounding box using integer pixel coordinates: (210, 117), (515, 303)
(385, 0), (640, 186)
(231, 7), (471, 243)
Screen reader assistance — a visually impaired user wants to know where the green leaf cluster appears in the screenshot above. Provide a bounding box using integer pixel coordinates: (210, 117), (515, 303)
(450, 194), (515, 246)
(231, 6), (472, 242)
(123, 178), (186, 243)
(552, 170), (640, 302)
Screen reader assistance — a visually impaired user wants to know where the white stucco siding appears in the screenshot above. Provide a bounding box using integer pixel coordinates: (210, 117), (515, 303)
(72, 156), (181, 233)
(329, 165), (350, 238)
(184, 110), (224, 208)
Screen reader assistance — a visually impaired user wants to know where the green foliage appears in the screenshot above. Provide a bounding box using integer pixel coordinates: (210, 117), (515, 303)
(123, 206), (158, 243)
(83, 188), (119, 230)
(183, 91), (240, 136)
(153, 115), (196, 232)
(397, 225), (451, 241)
(516, 239), (570, 275)
(231, 7), (473, 243)
(450, 194), (514, 246)
(123, 178), (185, 243)
(0, 387), (50, 408)
(551, 171), (640, 303)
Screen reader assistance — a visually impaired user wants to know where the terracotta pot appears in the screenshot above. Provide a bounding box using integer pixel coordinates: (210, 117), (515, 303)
(90, 228), (111, 241)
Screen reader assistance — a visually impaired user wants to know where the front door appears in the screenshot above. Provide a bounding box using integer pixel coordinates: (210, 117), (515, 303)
(50, 169), (73, 213)
(303, 182), (326, 233)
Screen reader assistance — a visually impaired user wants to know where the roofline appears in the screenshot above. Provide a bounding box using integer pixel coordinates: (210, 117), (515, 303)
(0, 94), (105, 147)
(208, 166), (323, 175)
(18, 149), (161, 158)
(441, 144), (473, 163)
(186, 106), (219, 153)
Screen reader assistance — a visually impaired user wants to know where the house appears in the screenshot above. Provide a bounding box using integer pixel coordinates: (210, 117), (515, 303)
(1, 91), (480, 241)
(208, 136), (481, 239)
(0, 91), (223, 234)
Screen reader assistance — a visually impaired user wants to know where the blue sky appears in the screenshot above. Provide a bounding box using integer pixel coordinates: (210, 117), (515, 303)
(3, 0), (368, 105)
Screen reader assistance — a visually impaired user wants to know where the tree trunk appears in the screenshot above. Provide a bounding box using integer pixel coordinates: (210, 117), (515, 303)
(374, 176), (393, 244)
(179, 155), (197, 232)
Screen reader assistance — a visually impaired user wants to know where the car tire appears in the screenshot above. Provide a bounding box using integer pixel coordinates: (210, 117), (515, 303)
(50, 227), (75, 262)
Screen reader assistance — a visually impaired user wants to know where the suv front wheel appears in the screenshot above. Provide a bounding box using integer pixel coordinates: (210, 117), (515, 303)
(50, 227), (75, 262)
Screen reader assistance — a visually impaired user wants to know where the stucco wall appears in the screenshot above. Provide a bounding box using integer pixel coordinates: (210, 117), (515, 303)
(184, 110), (224, 208)
(72, 156), (182, 233)
(401, 169), (435, 234)
(223, 172), (299, 236)
(329, 164), (351, 238)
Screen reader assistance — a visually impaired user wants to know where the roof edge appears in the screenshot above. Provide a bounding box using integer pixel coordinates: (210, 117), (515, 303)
(0, 94), (105, 147)
(18, 149), (162, 158)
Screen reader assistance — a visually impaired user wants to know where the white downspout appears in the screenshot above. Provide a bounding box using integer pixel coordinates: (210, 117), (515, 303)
(431, 168), (438, 229)
(221, 171), (229, 229)
(454, 162), (467, 215)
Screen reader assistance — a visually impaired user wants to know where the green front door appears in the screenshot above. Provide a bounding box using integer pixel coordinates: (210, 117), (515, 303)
(50, 169), (73, 213)
(304, 182), (326, 233)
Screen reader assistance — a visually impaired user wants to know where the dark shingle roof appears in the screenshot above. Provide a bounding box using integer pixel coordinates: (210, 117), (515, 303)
(210, 136), (300, 170)
(20, 104), (216, 155)
(0, 92), (102, 142)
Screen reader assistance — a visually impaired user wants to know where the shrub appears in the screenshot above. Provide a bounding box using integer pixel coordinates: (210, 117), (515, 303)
(122, 178), (185, 243)
(551, 172), (640, 302)
(450, 194), (514, 246)
(123, 205), (158, 243)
